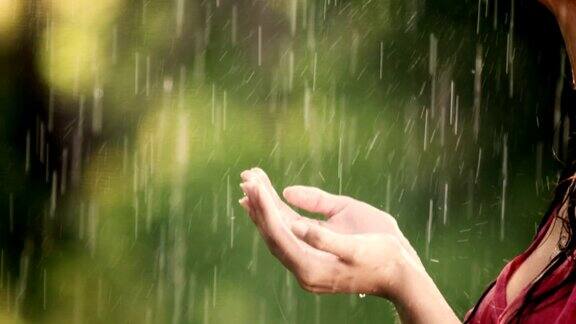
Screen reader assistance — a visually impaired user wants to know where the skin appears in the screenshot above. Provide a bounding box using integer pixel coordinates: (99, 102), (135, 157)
(239, 168), (459, 323)
(506, 210), (565, 305)
(238, 168), (571, 322)
(237, 2), (576, 322)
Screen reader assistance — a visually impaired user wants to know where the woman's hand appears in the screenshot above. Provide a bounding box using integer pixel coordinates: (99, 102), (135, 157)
(283, 184), (423, 269)
(239, 167), (460, 323)
(238, 167), (422, 299)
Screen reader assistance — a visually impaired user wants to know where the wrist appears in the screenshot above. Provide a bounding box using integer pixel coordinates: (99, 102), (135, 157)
(390, 255), (460, 324)
(386, 247), (430, 303)
(373, 237), (459, 323)
(371, 235), (427, 301)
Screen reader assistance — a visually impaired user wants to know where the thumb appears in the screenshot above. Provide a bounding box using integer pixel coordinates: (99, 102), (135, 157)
(283, 185), (350, 217)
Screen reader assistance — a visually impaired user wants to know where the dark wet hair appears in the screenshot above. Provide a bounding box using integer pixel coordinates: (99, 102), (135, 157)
(464, 159), (576, 323)
(464, 63), (576, 324)
(464, 0), (576, 319)
(511, 159), (576, 322)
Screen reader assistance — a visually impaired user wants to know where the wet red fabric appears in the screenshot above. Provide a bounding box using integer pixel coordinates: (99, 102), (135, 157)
(465, 212), (576, 323)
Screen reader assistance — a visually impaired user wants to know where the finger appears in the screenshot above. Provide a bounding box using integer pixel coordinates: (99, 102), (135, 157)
(249, 167), (285, 205)
(241, 168), (275, 193)
(241, 191), (289, 253)
(241, 182), (264, 222)
(243, 186), (349, 291)
(291, 221), (356, 261)
(242, 182), (287, 253)
(239, 196), (249, 211)
(240, 169), (253, 182)
(239, 196), (257, 223)
(242, 182), (319, 228)
(242, 168), (301, 221)
(242, 180), (339, 267)
(283, 186), (350, 217)
(243, 180), (306, 270)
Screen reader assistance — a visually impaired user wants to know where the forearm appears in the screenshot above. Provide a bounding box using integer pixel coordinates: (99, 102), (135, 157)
(390, 253), (461, 324)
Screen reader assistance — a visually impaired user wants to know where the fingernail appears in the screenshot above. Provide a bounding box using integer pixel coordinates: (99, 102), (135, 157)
(242, 182), (256, 195)
(238, 197), (249, 210)
(282, 186), (294, 196)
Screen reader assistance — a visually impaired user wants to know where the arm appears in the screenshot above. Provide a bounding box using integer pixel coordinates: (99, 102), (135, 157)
(394, 261), (461, 324)
(239, 168), (461, 324)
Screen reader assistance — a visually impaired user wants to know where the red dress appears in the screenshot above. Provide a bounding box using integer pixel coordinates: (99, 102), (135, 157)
(465, 212), (576, 323)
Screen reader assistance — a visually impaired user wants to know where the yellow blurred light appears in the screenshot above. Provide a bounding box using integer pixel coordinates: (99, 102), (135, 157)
(49, 0), (120, 26)
(40, 25), (102, 94)
(136, 109), (196, 184)
(175, 114), (191, 168)
(39, 0), (122, 95)
(0, 0), (22, 46)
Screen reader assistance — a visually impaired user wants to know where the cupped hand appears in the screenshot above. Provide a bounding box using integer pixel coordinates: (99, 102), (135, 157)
(239, 167), (424, 299)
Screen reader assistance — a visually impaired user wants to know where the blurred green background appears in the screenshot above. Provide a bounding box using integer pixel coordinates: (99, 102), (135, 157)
(0, 0), (573, 322)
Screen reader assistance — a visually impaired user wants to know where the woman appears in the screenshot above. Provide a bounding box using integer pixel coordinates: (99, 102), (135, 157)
(239, 1), (576, 323)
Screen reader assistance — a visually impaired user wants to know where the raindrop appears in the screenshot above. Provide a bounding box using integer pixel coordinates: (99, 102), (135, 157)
(50, 171), (57, 218)
(379, 41), (384, 80)
(176, 0), (185, 38)
(443, 183), (448, 225)
(8, 194), (13, 233)
(135, 51), (140, 96)
(42, 269), (47, 310)
(92, 86), (103, 134)
(112, 25), (118, 64)
(473, 45), (483, 141)
(231, 6), (237, 45)
(146, 55), (151, 97)
(25, 130), (30, 173)
(426, 199), (433, 259)
(501, 134), (508, 241)
(258, 26), (262, 66)
(212, 266), (218, 308)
